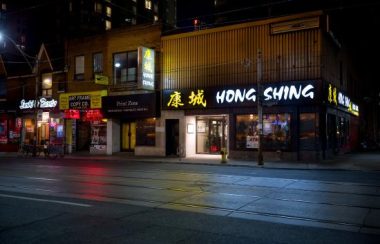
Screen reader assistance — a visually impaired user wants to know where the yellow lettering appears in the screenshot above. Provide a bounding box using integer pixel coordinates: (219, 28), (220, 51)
(144, 61), (153, 73)
(328, 84), (332, 103)
(188, 89), (207, 107)
(167, 91), (184, 108)
(332, 87), (337, 105)
(144, 49), (151, 59)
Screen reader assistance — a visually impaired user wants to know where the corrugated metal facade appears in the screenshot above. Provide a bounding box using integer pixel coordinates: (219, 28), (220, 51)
(162, 12), (322, 90)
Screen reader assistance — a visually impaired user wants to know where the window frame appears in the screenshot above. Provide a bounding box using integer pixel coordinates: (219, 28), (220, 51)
(41, 73), (53, 97)
(235, 113), (292, 151)
(74, 55), (85, 80)
(112, 50), (138, 85)
(136, 118), (156, 146)
(92, 52), (103, 75)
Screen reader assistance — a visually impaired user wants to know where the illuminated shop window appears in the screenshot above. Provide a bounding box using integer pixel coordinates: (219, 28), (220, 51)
(41, 73), (52, 96)
(106, 6), (112, 17)
(136, 118), (156, 146)
(105, 20), (112, 30)
(145, 0), (152, 10)
(235, 114), (291, 150)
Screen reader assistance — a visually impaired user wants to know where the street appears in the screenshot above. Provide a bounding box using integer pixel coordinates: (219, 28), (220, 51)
(0, 157), (379, 243)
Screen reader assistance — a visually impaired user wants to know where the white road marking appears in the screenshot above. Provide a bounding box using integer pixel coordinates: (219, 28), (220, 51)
(0, 193), (92, 207)
(27, 177), (59, 181)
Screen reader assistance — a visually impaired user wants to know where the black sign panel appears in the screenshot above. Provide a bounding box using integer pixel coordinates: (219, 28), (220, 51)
(325, 83), (359, 116)
(69, 95), (91, 109)
(102, 93), (158, 118)
(163, 80), (320, 110)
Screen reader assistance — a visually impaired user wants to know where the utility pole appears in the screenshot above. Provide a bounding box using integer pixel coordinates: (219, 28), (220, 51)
(32, 57), (39, 157)
(257, 48), (263, 165)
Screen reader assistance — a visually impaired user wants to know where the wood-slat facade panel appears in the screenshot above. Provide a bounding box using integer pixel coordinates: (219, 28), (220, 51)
(162, 13), (322, 90)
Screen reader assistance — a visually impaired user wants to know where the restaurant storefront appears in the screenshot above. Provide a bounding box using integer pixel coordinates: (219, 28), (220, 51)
(102, 92), (160, 155)
(162, 80), (359, 161)
(18, 97), (63, 147)
(324, 83), (360, 157)
(59, 90), (107, 154)
(0, 101), (20, 152)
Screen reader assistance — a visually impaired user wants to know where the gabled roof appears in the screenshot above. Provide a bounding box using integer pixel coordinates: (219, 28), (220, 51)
(34, 43), (53, 73)
(2, 42), (65, 77)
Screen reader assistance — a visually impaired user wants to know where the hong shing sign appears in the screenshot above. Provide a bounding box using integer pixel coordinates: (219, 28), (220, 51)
(163, 81), (319, 110)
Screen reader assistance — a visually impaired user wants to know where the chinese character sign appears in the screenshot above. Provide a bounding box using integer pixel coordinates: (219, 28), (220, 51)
(166, 90), (209, 108)
(167, 91), (184, 108)
(138, 47), (155, 90)
(189, 90), (207, 107)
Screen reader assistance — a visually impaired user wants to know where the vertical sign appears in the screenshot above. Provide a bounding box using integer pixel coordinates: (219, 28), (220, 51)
(138, 46), (155, 90)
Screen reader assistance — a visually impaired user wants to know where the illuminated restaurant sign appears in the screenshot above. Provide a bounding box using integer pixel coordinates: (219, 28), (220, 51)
(138, 47), (155, 90)
(327, 84), (359, 116)
(19, 98), (58, 110)
(163, 81), (318, 110)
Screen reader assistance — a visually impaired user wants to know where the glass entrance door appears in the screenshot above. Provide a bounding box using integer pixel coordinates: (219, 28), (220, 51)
(122, 122), (136, 151)
(196, 116), (227, 154)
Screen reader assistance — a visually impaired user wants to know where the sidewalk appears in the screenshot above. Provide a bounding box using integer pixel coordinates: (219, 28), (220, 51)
(2, 150), (380, 171)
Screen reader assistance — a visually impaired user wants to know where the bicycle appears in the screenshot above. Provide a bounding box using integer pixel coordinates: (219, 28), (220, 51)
(18, 144), (42, 158)
(44, 144), (65, 159)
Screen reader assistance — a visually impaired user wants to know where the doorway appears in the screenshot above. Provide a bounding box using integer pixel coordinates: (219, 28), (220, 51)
(77, 120), (91, 151)
(196, 116), (227, 154)
(166, 119), (179, 156)
(121, 122), (136, 151)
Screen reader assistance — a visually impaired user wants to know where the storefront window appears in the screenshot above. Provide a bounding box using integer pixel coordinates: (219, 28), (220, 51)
(338, 117), (349, 148)
(24, 118), (35, 145)
(236, 114), (258, 149)
(299, 113), (316, 150)
(8, 117), (22, 144)
(136, 118), (155, 146)
(0, 117), (8, 144)
(91, 122), (107, 146)
(236, 114), (291, 150)
(49, 118), (65, 145)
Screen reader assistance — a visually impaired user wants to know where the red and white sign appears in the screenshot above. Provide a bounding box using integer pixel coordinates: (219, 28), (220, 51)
(64, 109), (80, 119)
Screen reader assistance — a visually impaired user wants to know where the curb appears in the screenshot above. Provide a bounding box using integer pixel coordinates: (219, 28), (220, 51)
(1, 153), (380, 171)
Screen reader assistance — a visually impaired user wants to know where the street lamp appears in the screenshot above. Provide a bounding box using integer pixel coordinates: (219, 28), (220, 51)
(0, 32), (39, 156)
(114, 62), (120, 84)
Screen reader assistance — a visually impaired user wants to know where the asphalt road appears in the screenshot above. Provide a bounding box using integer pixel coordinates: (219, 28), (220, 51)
(0, 157), (379, 243)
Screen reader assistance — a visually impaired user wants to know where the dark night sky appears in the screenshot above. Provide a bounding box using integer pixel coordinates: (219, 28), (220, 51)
(175, 0), (380, 93)
(3, 0), (380, 93)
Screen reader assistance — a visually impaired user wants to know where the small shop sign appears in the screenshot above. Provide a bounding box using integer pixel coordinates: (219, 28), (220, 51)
(19, 98), (58, 110)
(102, 92), (158, 118)
(327, 84), (359, 116)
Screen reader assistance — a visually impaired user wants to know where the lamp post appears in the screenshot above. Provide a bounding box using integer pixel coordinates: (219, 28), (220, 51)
(0, 32), (39, 156)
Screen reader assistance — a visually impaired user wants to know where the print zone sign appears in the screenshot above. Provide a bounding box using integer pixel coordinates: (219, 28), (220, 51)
(163, 81), (319, 109)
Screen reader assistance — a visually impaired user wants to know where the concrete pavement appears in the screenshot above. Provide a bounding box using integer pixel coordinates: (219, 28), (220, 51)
(46, 151), (380, 171)
(1, 150), (379, 171)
